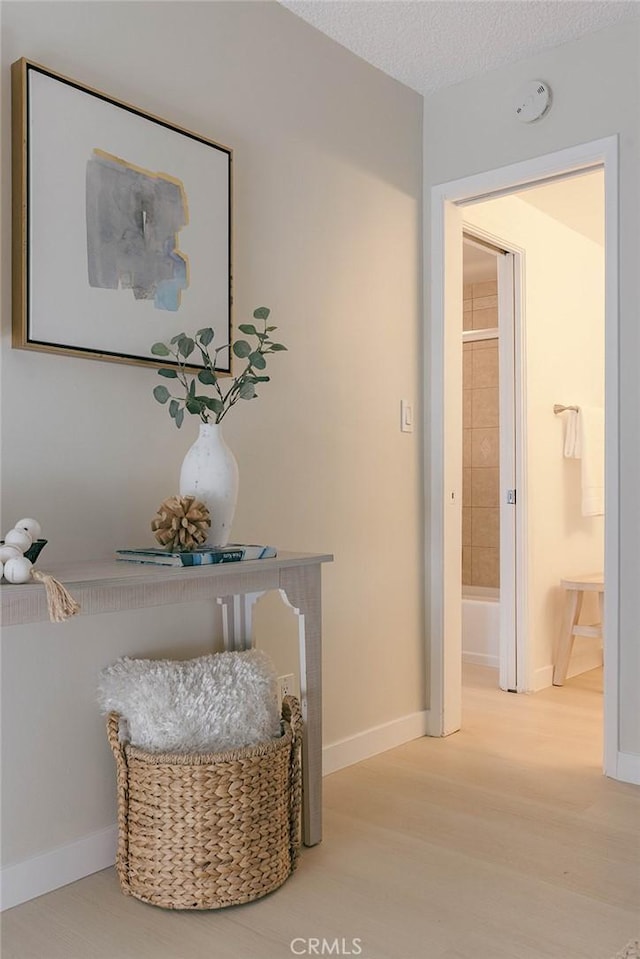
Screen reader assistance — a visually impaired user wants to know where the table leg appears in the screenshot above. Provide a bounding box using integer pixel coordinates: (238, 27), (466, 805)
(280, 563), (323, 846)
(553, 589), (583, 686)
(217, 591), (266, 651)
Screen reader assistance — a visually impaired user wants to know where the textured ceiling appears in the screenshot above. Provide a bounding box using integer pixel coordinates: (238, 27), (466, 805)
(280, 1), (640, 95)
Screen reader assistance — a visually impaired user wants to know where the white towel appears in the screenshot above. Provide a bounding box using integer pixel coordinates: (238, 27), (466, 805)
(578, 407), (605, 516)
(563, 410), (581, 458)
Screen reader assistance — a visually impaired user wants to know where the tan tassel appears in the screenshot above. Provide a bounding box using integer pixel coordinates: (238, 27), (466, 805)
(32, 570), (81, 623)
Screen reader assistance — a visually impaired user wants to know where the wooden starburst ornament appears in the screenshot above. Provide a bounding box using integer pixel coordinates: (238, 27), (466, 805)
(151, 495), (211, 551)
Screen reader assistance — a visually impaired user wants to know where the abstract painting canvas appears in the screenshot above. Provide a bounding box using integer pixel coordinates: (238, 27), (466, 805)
(12, 58), (232, 371)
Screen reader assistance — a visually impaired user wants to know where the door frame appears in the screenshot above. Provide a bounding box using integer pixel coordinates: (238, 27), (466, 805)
(426, 136), (620, 778)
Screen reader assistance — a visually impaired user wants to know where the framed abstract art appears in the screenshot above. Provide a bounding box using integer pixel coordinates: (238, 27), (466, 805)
(12, 58), (232, 372)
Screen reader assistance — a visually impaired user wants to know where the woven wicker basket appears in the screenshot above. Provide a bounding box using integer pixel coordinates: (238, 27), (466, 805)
(107, 695), (302, 910)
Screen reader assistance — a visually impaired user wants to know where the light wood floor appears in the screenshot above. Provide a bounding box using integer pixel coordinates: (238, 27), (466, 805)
(2, 666), (638, 959)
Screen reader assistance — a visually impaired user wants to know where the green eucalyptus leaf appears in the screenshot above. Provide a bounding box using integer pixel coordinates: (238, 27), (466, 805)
(202, 397), (224, 413)
(269, 343), (287, 351)
(188, 379), (196, 397)
(169, 399), (180, 417)
(197, 327), (215, 346)
(266, 326), (277, 331)
(170, 333), (186, 345)
(179, 336), (195, 358)
(239, 381), (256, 400)
(198, 369), (217, 385)
(186, 397), (204, 414)
(233, 340), (252, 358)
(249, 351), (267, 370)
(153, 385), (170, 404)
(151, 342), (170, 356)
(175, 408), (184, 428)
(252, 375), (271, 382)
(253, 307), (270, 321)
(157, 368), (178, 378)
(238, 323), (257, 335)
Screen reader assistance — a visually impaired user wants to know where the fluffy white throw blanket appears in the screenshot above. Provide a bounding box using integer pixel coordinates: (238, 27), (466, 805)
(98, 649), (281, 754)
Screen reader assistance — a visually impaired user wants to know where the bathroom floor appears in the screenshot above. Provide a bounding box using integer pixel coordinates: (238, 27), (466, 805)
(462, 663), (604, 765)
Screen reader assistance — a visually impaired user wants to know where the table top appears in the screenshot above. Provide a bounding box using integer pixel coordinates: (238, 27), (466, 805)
(560, 573), (604, 590)
(1, 551), (334, 627)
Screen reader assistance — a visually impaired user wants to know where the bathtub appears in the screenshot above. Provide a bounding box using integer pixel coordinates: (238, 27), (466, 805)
(462, 586), (500, 668)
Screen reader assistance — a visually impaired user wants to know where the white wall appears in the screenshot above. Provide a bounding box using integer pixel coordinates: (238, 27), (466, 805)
(0, 0), (424, 894)
(465, 193), (604, 688)
(424, 18), (640, 758)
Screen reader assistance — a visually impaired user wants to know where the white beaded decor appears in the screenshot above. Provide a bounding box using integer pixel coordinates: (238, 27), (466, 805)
(3, 556), (33, 584)
(4, 528), (32, 552)
(1, 516), (43, 583)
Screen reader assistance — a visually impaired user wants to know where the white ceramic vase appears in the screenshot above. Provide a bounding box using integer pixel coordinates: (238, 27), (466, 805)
(179, 423), (239, 546)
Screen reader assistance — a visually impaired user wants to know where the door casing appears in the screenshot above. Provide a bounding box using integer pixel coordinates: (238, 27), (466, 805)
(426, 136), (619, 779)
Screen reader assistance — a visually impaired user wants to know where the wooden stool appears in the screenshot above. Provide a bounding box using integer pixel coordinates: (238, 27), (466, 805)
(553, 573), (604, 686)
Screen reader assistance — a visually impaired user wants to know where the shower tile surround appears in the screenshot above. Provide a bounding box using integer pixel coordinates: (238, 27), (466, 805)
(462, 281), (500, 588)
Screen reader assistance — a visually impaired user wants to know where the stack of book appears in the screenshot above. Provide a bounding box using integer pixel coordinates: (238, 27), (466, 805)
(116, 545), (277, 567)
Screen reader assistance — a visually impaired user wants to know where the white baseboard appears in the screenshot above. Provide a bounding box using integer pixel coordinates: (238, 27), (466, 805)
(2, 716), (430, 910)
(322, 710), (430, 776)
(3, 712), (632, 910)
(533, 646), (603, 691)
(462, 651), (499, 669)
(1, 824), (117, 912)
(533, 664), (554, 691)
(614, 750), (640, 785)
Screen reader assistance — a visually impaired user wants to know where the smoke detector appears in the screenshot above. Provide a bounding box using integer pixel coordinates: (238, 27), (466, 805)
(514, 80), (552, 123)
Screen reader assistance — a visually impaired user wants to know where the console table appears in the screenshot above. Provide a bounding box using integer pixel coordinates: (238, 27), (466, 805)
(1, 550), (333, 847)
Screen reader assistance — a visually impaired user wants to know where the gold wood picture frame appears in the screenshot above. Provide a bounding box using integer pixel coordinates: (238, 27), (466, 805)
(12, 58), (233, 372)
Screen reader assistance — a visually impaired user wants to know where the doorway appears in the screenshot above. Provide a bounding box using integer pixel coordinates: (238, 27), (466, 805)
(461, 171), (605, 703)
(428, 137), (619, 778)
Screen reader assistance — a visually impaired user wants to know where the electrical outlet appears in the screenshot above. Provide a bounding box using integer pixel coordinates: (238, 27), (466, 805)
(278, 674), (295, 702)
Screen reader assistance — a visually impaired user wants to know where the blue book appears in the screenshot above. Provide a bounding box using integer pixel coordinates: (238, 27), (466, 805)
(116, 545), (277, 567)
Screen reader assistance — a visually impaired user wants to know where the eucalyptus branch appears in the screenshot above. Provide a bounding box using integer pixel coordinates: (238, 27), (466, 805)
(151, 307), (286, 429)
